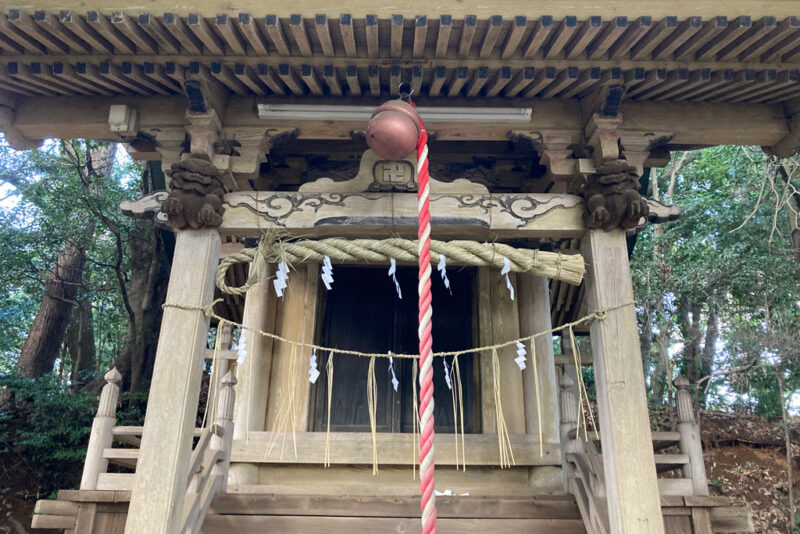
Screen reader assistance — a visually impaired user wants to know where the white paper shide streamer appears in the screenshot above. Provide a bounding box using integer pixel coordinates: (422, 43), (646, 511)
(501, 256), (515, 301)
(308, 348), (320, 383)
(388, 257), (402, 299)
(236, 331), (248, 365)
(274, 261), (290, 297)
(437, 254), (450, 291)
(388, 353), (399, 392)
(443, 357), (452, 390)
(514, 340), (527, 370)
(321, 255), (334, 290)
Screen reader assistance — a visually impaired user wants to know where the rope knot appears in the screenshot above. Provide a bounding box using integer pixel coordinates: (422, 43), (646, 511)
(594, 310), (608, 320)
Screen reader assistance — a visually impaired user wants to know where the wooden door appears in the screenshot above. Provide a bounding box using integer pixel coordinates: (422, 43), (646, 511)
(311, 266), (479, 433)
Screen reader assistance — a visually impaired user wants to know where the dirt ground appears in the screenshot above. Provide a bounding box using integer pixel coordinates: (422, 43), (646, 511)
(1, 409), (798, 533)
(701, 411), (800, 534)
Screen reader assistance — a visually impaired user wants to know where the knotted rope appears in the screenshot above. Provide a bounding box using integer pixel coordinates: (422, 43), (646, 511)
(217, 237), (585, 296)
(413, 104), (437, 534)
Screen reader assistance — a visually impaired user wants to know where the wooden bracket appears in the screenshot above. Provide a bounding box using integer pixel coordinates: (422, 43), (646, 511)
(218, 127), (299, 189)
(765, 112), (800, 158)
(510, 130), (581, 182)
(585, 113), (623, 163)
(0, 106), (43, 150)
(155, 128), (187, 173)
(186, 108), (222, 161)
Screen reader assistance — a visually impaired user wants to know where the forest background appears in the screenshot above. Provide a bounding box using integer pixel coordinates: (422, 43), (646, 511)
(0, 138), (798, 531)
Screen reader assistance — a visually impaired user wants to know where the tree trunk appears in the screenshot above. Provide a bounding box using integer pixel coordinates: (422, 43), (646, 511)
(678, 298), (704, 384)
(651, 335), (669, 405)
(698, 295), (719, 407)
(84, 163), (172, 393)
(120, 217), (170, 392)
(65, 296), (96, 386)
(14, 244), (86, 378)
(639, 301), (654, 389)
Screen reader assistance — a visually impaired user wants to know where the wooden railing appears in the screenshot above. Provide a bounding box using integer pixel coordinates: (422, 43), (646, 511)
(558, 366), (714, 534)
(559, 370), (610, 534)
(78, 367), (237, 534)
(182, 370), (237, 533)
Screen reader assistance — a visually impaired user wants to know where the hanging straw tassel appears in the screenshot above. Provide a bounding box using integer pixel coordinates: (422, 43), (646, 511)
(568, 327), (599, 441)
(491, 348), (515, 468)
(445, 355), (466, 471)
(324, 351), (334, 467)
(201, 320), (225, 430)
(530, 340), (544, 458)
(265, 342), (300, 460)
(448, 357), (459, 470)
(367, 355), (379, 475)
(453, 355), (467, 471)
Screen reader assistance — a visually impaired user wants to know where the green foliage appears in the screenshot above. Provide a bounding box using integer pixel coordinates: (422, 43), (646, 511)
(632, 147), (800, 416)
(0, 374), (147, 491)
(0, 137), (143, 373)
(0, 374), (95, 489)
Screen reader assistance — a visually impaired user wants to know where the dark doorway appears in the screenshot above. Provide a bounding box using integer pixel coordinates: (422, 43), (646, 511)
(310, 265), (479, 433)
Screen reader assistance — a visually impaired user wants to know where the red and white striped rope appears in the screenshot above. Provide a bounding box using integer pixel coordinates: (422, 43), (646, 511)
(412, 102), (437, 534)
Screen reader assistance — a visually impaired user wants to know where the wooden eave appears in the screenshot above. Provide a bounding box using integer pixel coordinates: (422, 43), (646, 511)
(0, 10), (798, 106)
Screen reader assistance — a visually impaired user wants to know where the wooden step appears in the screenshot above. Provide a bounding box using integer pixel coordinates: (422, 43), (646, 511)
(210, 494), (582, 519)
(200, 515), (587, 533)
(205, 494), (587, 533)
(651, 431), (681, 451)
(654, 453), (690, 473)
(103, 448), (139, 469)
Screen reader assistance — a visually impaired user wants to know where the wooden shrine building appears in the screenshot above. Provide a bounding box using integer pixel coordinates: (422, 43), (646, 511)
(3, 1), (796, 532)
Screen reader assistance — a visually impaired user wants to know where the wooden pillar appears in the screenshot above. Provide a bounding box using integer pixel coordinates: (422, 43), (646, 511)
(230, 262), (277, 486)
(264, 264), (319, 433)
(124, 229), (221, 534)
(581, 229), (664, 534)
(517, 274), (559, 444)
(478, 268), (526, 434)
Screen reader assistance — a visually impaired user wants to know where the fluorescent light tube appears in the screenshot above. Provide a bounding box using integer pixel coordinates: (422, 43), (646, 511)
(257, 104), (531, 123)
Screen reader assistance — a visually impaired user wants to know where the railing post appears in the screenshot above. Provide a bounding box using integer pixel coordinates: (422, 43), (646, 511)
(674, 375), (709, 496)
(80, 368), (121, 490)
(205, 323), (233, 417)
(210, 370), (237, 492)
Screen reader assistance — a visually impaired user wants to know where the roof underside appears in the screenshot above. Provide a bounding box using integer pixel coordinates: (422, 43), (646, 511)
(1, 11), (799, 104)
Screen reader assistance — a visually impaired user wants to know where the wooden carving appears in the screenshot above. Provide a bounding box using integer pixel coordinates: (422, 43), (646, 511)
(582, 160), (649, 231)
(299, 149), (489, 194)
(163, 159), (226, 230)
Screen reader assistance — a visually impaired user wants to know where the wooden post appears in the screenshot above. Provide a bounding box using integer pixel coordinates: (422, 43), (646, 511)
(558, 365), (579, 490)
(478, 268), (526, 434)
(264, 264), (319, 433)
(124, 229), (221, 534)
(581, 229), (664, 534)
(212, 370), (237, 492)
(230, 262), (276, 486)
(80, 367), (121, 490)
(206, 323), (233, 417)
(517, 274), (560, 445)
(674, 375), (709, 496)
